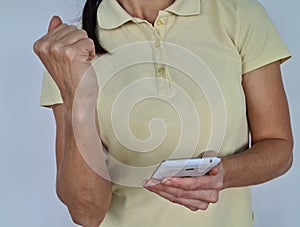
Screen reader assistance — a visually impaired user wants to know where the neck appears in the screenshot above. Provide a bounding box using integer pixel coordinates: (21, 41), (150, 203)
(117, 0), (175, 24)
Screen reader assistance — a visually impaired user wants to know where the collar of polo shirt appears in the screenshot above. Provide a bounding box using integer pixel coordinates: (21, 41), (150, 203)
(97, 0), (201, 29)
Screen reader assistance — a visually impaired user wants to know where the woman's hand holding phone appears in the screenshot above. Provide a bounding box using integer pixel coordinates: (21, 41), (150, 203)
(143, 154), (224, 211)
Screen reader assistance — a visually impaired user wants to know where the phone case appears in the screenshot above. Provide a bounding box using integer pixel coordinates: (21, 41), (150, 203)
(151, 157), (221, 180)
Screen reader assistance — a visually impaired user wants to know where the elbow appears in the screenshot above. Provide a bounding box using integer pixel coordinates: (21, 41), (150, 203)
(56, 185), (112, 227)
(68, 194), (111, 227)
(69, 206), (107, 227)
(278, 137), (294, 176)
(282, 142), (293, 174)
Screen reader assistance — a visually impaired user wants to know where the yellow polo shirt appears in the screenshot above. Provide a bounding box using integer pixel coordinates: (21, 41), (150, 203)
(40, 0), (291, 226)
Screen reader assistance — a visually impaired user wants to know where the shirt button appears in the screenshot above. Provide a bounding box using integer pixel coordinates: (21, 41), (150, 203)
(157, 67), (166, 76)
(157, 18), (165, 26)
(154, 40), (161, 48)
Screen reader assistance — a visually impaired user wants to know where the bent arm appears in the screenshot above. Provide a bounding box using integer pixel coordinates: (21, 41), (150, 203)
(53, 103), (112, 227)
(142, 61), (293, 210)
(222, 61), (293, 189)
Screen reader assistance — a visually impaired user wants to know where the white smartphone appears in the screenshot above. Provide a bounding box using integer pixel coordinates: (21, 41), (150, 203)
(151, 157), (221, 180)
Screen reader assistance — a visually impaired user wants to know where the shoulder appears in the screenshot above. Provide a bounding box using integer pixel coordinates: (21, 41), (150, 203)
(214, 0), (242, 8)
(212, 0), (262, 11)
(210, 0), (270, 24)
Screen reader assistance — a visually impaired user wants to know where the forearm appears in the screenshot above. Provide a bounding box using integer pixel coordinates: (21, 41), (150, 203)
(57, 101), (111, 227)
(35, 16), (111, 226)
(222, 138), (293, 189)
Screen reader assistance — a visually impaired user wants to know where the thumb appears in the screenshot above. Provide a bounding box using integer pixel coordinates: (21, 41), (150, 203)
(208, 166), (219, 176)
(48, 16), (63, 32)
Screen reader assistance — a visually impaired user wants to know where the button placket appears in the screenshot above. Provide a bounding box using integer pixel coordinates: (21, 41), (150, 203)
(157, 18), (165, 26)
(155, 16), (167, 39)
(152, 15), (173, 96)
(132, 14), (173, 97)
(155, 63), (173, 96)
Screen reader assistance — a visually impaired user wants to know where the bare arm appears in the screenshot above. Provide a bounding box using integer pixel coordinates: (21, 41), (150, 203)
(52, 103), (111, 227)
(143, 61), (293, 210)
(222, 61), (293, 188)
(34, 16), (111, 226)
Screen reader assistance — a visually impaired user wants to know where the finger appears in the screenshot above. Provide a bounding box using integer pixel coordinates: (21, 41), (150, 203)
(48, 16), (63, 32)
(198, 150), (218, 158)
(146, 186), (210, 211)
(142, 179), (161, 187)
(71, 38), (96, 60)
(60, 29), (89, 46)
(62, 38), (95, 63)
(145, 182), (219, 203)
(187, 206), (200, 211)
(50, 25), (82, 41)
(161, 174), (222, 190)
(208, 165), (219, 176)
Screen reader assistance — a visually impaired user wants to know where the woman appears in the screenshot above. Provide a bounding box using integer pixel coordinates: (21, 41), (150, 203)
(34, 0), (293, 226)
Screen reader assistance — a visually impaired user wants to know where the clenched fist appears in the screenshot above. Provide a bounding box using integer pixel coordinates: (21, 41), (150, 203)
(33, 16), (98, 104)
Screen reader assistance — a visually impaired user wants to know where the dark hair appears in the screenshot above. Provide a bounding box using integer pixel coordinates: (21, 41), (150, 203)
(82, 0), (107, 54)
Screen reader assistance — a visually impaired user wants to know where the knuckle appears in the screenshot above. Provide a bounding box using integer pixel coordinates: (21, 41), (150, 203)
(33, 40), (40, 54)
(69, 25), (78, 30)
(85, 38), (95, 48)
(34, 38), (50, 55)
(49, 41), (63, 55)
(87, 38), (94, 44)
(63, 46), (77, 60)
(79, 29), (88, 37)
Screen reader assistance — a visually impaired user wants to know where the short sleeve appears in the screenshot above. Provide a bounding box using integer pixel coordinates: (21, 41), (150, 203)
(40, 70), (63, 107)
(236, 0), (291, 74)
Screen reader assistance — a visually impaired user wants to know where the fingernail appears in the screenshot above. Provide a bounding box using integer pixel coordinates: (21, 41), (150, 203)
(142, 179), (149, 187)
(142, 179), (157, 187)
(162, 178), (172, 185)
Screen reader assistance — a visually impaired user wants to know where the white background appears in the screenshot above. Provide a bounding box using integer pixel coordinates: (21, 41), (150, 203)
(0, 0), (299, 226)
